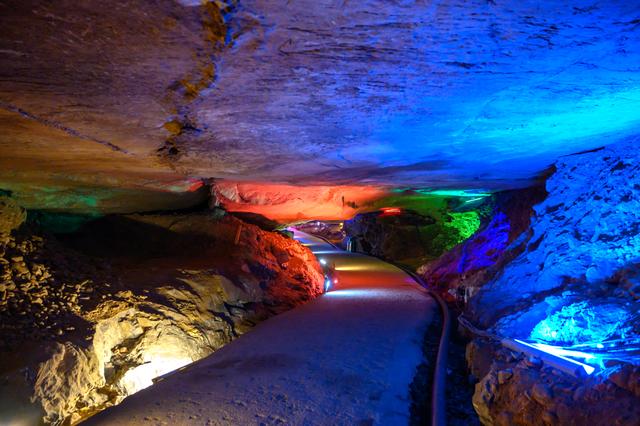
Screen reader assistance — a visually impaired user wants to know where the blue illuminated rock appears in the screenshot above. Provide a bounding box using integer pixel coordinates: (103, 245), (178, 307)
(461, 137), (640, 426)
(529, 301), (632, 345)
(471, 137), (640, 338)
(182, 1), (640, 188)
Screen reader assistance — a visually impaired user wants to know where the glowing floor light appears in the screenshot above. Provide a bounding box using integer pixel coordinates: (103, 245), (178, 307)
(503, 338), (596, 377)
(334, 264), (368, 272)
(120, 355), (193, 394)
(527, 341), (602, 369)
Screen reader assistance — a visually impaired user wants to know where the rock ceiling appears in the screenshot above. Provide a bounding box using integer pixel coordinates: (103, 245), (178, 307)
(1, 0), (640, 212)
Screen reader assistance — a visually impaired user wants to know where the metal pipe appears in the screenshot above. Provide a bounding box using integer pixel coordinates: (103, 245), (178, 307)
(401, 268), (450, 426)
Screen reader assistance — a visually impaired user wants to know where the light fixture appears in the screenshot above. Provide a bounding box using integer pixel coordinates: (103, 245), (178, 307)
(502, 338), (596, 377)
(324, 277), (331, 292)
(380, 207), (402, 216)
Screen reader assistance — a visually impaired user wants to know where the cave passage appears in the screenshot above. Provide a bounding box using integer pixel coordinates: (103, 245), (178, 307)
(2, 0), (640, 424)
(85, 230), (437, 425)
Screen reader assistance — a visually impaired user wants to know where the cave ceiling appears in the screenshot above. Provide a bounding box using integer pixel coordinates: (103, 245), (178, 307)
(1, 0), (639, 212)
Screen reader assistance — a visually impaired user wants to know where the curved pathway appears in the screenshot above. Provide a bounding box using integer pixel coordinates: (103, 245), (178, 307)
(87, 231), (436, 426)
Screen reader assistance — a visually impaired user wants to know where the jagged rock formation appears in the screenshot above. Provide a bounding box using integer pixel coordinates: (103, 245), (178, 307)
(472, 138), (640, 334)
(344, 210), (436, 265)
(344, 205), (482, 267)
(420, 138), (640, 424)
(417, 187), (547, 302)
(0, 210), (323, 424)
(468, 340), (640, 426)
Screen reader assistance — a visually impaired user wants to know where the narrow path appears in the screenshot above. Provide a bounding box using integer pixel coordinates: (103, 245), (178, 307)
(87, 231), (436, 426)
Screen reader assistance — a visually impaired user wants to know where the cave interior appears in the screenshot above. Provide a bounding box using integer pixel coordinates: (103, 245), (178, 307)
(1, 1), (639, 425)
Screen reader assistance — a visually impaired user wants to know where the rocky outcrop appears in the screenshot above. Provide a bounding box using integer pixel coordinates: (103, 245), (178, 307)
(344, 207), (482, 267)
(417, 187), (546, 302)
(471, 139), (640, 333)
(215, 182), (388, 222)
(429, 138), (640, 424)
(344, 210), (435, 264)
(0, 210), (323, 424)
(468, 340), (640, 426)
(0, 196), (26, 241)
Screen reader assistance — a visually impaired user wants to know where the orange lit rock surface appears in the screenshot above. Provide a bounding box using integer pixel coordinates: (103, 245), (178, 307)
(216, 181), (389, 221)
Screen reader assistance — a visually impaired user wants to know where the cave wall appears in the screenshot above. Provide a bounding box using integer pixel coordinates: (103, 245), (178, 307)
(417, 186), (547, 302)
(343, 194), (485, 267)
(471, 137), (640, 336)
(214, 181), (389, 221)
(421, 137), (640, 336)
(422, 137), (640, 425)
(0, 208), (323, 424)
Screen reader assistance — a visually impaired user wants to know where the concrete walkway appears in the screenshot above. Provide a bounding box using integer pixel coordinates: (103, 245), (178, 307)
(87, 231), (436, 426)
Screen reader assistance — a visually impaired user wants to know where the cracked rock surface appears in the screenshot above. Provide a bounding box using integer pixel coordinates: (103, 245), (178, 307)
(419, 138), (640, 425)
(0, 209), (323, 425)
(2, 1), (640, 211)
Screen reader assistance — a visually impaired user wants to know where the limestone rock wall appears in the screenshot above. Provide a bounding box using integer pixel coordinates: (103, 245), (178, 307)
(4, 1), (640, 213)
(471, 138), (640, 334)
(431, 138), (640, 425)
(344, 210), (437, 266)
(417, 187), (546, 303)
(0, 211), (323, 425)
(0, 0), (226, 213)
(344, 203), (485, 267)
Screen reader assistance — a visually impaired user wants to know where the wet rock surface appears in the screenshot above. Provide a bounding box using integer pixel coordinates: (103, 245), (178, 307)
(0, 210), (323, 424)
